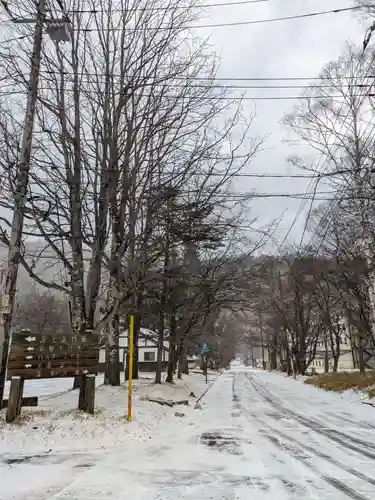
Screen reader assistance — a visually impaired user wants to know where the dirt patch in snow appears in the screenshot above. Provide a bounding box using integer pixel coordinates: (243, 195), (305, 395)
(305, 371), (375, 404)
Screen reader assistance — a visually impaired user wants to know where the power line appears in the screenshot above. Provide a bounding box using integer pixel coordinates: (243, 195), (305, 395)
(179, 192), (375, 201)
(293, 105), (347, 251)
(36, 71), (375, 81)
(278, 51), (375, 251)
(181, 189), (340, 196)
(2, 67), (375, 95)
(278, 178), (319, 249)
(305, 57), (375, 254)
(3, 77), (373, 92)
(69, 0), (269, 14)
(37, 82), (375, 90)
(1, 88), (373, 101)
(192, 169), (367, 179)
(67, 6), (360, 32)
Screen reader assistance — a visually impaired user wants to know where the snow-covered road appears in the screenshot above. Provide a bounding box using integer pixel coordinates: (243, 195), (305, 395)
(2, 369), (375, 499)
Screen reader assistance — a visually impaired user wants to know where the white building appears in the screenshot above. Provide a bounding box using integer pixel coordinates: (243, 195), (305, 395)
(310, 320), (355, 374)
(99, 327), (170, 372)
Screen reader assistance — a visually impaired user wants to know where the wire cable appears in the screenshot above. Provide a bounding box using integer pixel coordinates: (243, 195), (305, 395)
(34, 71), (375, 81)
(278, 51), (374, 252)
(305, 64), (375, 254)
(1, 87), (373, 101)
(70, 0), (270, 14)
(66, 6), (361, 32)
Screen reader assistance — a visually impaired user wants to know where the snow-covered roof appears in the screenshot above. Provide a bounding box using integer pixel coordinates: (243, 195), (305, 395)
(120, 327), (158, 338)
(100, 327), (169, 351)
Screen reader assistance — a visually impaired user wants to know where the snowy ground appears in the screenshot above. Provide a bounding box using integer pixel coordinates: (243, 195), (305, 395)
(0, 371), (215, 455)
(2, 368), (375, 499)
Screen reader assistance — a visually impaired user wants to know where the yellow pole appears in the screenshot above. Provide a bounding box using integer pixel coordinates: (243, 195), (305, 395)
(127, 314), (134, 422)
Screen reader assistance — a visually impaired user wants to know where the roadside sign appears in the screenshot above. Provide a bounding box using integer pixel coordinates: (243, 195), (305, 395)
(7, 331), (100, 379)
(200, 342), (213, 355)
(5, 330), (99, 421)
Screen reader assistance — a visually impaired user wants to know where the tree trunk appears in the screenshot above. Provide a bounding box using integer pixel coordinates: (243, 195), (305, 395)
(270, 330), (278, 370)
(297, 327), (306, 375)
(333, 356), (339, 372)
(359, 335), (365, 375)
(292, 356), (297, 379)
(333, 336), (341, 373)
(324, 351), (329, 373)
(297, 358), (306, 375)
(70, 301), (86, 390)
(166, 346), (176, 383)
(133, 314), (141, 380)
(182, 344), (189, 374)
(166, 314), (177, 383)
(72, 376), (82, 389)
(183, 359), (189, 375)
(104, 313), (120, 386)
(177, 340), (187, 379)
(278, 344), (285, 371)
(284, 343), (293, 375)
(155, 315), (165, 384)
(324, 335), (329, 373)
(347, 319), (358, 369)
(155, 222), (169, 384)
(177, 347), (183, 379)
(200, 354), (205, 371)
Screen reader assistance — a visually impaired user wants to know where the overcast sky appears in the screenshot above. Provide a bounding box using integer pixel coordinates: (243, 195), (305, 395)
(0, 0), (366, 255)
(195, 0), (365, 250)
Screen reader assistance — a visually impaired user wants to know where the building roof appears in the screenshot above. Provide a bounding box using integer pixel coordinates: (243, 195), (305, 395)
(120, 327), (158, 339)
(100, 327), (169, 351)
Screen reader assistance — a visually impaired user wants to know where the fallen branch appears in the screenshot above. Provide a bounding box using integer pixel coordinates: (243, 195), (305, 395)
(142, 397), (189, 407)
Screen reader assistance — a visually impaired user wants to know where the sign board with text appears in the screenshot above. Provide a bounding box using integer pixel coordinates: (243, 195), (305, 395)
(7, 331), (100, 380)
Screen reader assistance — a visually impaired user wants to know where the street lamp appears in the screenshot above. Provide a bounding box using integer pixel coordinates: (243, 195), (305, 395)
(0, 1), (71, 407)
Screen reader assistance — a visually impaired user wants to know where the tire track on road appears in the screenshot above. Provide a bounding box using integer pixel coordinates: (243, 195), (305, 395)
(248, 374), (375, 461)
(231, 376), (314, 499)
(322, 410), (375, 431)
(234, 374), (372, 500)
(242, 376), (375, 487)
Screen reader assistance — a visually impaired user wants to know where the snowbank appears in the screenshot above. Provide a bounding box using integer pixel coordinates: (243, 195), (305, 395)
(0, 372), (216, 456)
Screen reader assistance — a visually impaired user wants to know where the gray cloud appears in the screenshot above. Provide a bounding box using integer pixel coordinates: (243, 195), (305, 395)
(199, 0), (365, 249)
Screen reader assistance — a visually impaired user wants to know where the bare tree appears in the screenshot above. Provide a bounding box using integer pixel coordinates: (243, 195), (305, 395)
(283, 41), (375, 372)
(0, 0), (265, 387)
(13, 290), (70, 335)
(309, 203), (375, 372)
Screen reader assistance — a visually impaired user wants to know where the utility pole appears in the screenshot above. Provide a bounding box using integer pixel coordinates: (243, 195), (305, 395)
(0, 1), (70, 407)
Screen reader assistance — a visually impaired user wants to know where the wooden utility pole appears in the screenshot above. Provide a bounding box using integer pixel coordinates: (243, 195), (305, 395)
(0, 0), (47, 407)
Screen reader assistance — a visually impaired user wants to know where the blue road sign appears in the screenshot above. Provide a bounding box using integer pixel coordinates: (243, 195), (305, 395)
(200, 342), (213, 354)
